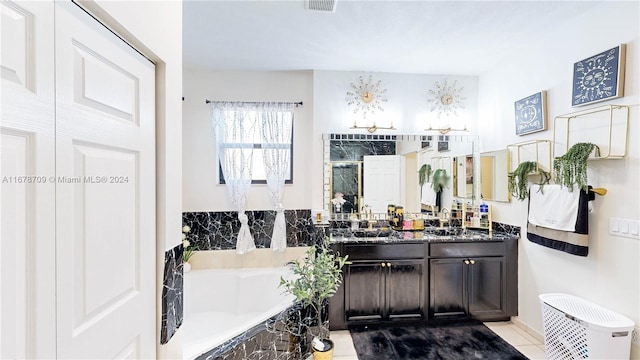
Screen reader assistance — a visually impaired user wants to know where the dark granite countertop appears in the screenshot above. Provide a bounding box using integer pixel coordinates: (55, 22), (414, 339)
(329, 227), (518, 244)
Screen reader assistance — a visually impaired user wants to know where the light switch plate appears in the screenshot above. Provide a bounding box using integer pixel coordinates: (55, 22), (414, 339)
(609, 217), (640, 240)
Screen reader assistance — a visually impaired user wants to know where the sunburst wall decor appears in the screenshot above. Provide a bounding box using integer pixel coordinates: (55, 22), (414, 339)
(427, 79), (466, 118)
(346, 75), (388, 119)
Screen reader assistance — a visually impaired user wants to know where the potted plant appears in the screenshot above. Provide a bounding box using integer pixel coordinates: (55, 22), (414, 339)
(431, 168), (450, 193)
(279, 239), (350, 360)
(418, 164), (432, 188)
(508, 161), (551, 201)
(553, 142), (599, 192)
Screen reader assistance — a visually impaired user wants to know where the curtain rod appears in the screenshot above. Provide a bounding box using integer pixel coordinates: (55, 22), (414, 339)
(205, 99), (303, 107)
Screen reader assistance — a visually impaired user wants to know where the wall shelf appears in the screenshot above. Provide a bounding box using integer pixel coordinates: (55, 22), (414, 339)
(507, 139), (552, 175)
(553, 104), (629, 160)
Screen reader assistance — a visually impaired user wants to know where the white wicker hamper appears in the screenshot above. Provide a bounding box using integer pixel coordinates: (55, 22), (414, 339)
(539, 293), (635, 360)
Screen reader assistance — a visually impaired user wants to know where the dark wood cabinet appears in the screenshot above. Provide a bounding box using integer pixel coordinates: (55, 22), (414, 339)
(468, 257), (507, 318)
(429, 258), (467, 318)
(344, 261), (384, 321)
(386, 259), (424, 320)
(328, 237), (517, 330)
(345, 258), (424, 323)
(330, 243), (425, 329)
(429, 256), (506, 320)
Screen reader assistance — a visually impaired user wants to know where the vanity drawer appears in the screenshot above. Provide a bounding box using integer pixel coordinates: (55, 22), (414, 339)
(344, 243), (425, 260)
(430, 242), (504, 257)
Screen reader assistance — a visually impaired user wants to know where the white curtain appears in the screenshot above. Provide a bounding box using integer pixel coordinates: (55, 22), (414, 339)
(211, 102), (258, 254)
(261, 103), (294, 252)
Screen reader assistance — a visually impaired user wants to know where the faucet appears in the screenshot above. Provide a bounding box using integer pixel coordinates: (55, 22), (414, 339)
(440, 208), (450, 229)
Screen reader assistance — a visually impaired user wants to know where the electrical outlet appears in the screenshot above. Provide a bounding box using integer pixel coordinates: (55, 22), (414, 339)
(633, 326), (640, 347)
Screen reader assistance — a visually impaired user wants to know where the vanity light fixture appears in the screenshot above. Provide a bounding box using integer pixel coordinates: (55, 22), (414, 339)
(350, 121), (396, 133)
(424, 124), (468, 134)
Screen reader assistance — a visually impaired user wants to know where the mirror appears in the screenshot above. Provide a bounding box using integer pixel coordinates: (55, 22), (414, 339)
(324, 134), (478, 217)
(480, 149), (510, 202)
(420, 136), (475, 214)
(453, 154), (474, 199)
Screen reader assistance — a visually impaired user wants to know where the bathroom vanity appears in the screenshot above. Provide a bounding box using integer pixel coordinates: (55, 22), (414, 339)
(327, 228), (518, 330)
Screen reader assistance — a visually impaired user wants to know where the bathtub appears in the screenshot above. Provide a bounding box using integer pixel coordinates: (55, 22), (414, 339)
(183, 267), (296, 360)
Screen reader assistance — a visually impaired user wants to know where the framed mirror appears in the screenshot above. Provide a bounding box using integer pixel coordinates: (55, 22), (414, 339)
(480, 149), (510, 202)
(323, 133), (478, 218)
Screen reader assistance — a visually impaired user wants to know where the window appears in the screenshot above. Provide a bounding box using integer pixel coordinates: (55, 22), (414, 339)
(217, 108), (293, 184)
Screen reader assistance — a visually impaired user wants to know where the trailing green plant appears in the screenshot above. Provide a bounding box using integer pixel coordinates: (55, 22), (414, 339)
(553, 142), (599, 192)
(508, 161), (551, 201)
(279, 239), (350, 341)
(418, 164), (432, 187)
(431, 169), (450, 193)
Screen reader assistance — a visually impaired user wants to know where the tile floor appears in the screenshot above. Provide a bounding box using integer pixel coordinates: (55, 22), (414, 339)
(315, 321), (546, 360)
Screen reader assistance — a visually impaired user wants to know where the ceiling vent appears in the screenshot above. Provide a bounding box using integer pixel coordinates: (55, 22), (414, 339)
(305, 0), (337, 12)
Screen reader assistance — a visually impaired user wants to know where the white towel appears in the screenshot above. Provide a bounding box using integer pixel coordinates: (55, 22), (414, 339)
(528, 184), (580, 232)
(421, 183), (437, 206)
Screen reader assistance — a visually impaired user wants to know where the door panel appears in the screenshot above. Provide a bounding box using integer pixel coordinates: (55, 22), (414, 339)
(363, 155), (403, 213)
(73, 42), (140, 123)
(1, 1), (56, 358)
(429, 259), (466, 318)
(346, 262), (384, 321)
(1, 132), (30, 359)
(1, 0), (33, 90)
(468, 257), (506, 318)
(55, 2), (155, 358)
(386, 260), (424, 319)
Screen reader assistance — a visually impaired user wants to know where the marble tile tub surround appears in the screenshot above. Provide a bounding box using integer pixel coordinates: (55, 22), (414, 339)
(160, 244), (184, 345)
(196, 303), (316, 360)
(182, 210), (322, 251)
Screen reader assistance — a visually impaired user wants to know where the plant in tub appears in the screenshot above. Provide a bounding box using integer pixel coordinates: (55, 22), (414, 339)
(279, 239), (350, 359)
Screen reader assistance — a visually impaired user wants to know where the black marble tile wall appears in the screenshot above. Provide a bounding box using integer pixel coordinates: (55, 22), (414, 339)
(182, 210), (322, 251)
(160, 244), (184, 344)
(329, 139), (396, 161)
(492, 221), (521, 237)
(327, 135), (434, 162)
(196, 303), (316, 360)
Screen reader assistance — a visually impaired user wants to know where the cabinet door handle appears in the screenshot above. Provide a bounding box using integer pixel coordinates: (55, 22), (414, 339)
(381, 262), (386, 267)
(463, 259), (470, 265)
(469, 259), (476, 265)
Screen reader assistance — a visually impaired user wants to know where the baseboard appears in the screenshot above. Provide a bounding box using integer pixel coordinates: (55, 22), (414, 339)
(510, 316), (544, 343)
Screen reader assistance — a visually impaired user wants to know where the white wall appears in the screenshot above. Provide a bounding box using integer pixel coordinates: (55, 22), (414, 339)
(183, 69), (478, 214)
(311, 70), (479, 210)
(478, 0), (640, 348)
(182, 69), (314, 212)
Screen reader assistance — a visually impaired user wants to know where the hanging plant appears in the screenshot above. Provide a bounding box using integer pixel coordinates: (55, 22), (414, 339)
(508, 161), (551, 201)
(418, 164), (432, 187)
(432, 169), (450, 193)
(553, 142), (599, 192)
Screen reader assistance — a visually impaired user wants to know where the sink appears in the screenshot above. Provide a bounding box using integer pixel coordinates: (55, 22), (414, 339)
(424, 227), (467, 236)
(352, 228), (393, 238)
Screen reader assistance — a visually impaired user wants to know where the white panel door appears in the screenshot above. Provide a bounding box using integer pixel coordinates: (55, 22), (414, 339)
(1, 1), (56, 358)
(363, 155), (404, 214)
(54, 2), (156, 359)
